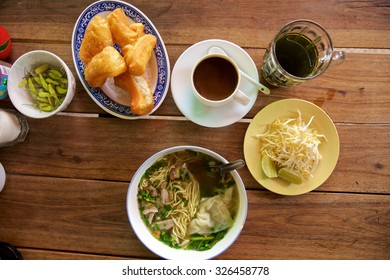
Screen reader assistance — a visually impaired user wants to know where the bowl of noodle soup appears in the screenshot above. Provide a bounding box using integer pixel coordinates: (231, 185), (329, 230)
(126, 146), (247, 259)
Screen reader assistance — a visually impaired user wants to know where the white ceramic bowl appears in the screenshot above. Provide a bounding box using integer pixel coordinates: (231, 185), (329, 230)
(126, 145), (248, 259)
(8, 50), (76, 118)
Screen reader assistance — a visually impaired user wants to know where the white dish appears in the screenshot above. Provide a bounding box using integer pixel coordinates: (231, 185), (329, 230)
(126, 146), (248, 259)
(71, 0), (170, 119)
(171, 39), (259, 128)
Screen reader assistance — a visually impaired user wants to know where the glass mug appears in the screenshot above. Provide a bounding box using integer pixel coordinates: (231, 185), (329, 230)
(261, 19), (345, 87)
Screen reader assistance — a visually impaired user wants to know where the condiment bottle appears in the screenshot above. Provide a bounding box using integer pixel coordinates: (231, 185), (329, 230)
(0, 61), (11, 100)
(0, 109), (29, 147)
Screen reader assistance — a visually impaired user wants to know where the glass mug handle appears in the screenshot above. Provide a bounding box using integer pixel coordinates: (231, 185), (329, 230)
(331, 50), (345, 67)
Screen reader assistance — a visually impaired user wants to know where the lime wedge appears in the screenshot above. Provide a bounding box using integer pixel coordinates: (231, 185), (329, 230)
(278, 168), (303, 184)
(261, 154), (278, 178)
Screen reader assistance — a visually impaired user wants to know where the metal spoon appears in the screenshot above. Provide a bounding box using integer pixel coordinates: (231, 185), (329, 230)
(187, 159), (246, 197)
(212, 159), (246, 175)
(208, 46), (270, 95)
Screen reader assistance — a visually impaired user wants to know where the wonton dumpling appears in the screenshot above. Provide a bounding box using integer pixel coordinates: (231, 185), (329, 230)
(84, 46), (127, 88)
(79, 16), (113, 65)
(188, 187), (234, 235)
(106, 8), (145, 47)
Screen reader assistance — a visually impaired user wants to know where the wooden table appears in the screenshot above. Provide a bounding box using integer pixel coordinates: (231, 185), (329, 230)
(0, 0), (389, 260)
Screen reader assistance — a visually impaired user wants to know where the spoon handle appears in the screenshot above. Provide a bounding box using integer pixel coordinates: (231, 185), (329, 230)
(239, 70), (270, 95)
(208, 46), (270, 95)
(217, 159), (246, 174)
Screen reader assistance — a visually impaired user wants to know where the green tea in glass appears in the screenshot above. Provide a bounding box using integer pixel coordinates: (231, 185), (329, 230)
(261, 19), (345, 87)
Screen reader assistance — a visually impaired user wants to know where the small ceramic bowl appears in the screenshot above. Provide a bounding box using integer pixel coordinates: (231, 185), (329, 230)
(126, 145), (248, 259)
(8, 50), (76, 118)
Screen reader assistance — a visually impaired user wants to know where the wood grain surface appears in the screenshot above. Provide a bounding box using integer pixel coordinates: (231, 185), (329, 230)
(0, 0), (389, 260)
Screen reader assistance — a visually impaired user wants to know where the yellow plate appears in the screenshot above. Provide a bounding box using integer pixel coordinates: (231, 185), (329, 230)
(244, 99), (340, 195)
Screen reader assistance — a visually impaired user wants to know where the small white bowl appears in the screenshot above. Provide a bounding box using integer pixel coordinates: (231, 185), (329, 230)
(8, 50), (76, 118)
(126, 145), (248, 259)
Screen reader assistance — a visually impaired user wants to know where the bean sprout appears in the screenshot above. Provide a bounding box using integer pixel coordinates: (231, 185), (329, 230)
(255, 110), (327, 178)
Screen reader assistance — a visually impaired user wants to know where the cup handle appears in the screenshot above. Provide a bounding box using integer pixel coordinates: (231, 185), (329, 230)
(331, 50), (345, 66)
(233, 89), (251, 106)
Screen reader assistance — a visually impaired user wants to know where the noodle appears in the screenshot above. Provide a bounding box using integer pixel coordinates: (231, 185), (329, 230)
(138, 150), (236, 250)
(140, 152), (201, 244)
(170, 178), (200, 242)
(168, 165), (200, 242)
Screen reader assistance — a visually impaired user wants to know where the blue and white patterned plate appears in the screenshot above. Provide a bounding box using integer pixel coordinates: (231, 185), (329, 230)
(71, 0), (170, 119)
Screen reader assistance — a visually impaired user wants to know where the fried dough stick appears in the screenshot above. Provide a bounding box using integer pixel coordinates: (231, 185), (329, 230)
(107, 8), (145, 47)
(79, 16), (113, 65)
(85, 46), (127, 88)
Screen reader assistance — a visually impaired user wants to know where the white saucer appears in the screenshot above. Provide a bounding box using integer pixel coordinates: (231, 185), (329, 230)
(171, 39), (259, 128)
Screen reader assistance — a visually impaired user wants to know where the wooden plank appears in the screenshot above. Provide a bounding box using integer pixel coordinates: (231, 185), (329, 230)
(148, 47), (390, 124)
(18, 249), (133, 260)
(0, 0), (388, 264)
(2, 42), (389, 123)
(0, 175), (155, 259)
(1, 0), (389, 48)
(236, 191), (390, 259)
(0, 116), (388, 194)
(0, 174), (388, 259)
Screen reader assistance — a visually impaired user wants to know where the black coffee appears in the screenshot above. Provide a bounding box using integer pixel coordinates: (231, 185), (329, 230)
(193, 56), (238, 101)
(275, 34), (318, 77)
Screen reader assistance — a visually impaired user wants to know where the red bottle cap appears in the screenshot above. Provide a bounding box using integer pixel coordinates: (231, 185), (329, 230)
(0, 25), (12, 60)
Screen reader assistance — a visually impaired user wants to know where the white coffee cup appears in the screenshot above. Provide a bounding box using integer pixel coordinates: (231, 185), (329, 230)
(191, 54), (250, 107)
